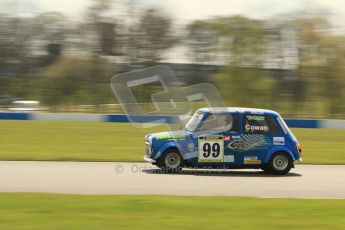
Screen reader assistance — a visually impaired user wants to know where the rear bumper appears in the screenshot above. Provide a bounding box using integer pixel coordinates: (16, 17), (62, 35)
(143, 156), (156, 164)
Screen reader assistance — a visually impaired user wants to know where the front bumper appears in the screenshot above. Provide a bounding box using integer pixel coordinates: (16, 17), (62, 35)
(144, 156), (156, 164)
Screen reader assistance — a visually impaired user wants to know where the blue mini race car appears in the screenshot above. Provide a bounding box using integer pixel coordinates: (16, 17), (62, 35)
(144, 107), (302, 174)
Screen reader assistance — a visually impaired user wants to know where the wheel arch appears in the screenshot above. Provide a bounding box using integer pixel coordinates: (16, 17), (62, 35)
(264, 146), (295, 164)
(155, 142), (183, 161)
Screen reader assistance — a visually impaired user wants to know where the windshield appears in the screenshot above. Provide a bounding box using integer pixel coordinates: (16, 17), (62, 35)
(184, 112), (204, 131)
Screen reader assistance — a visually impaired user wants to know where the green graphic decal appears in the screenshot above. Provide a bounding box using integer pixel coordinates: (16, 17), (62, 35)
(156, 135), (186, 140)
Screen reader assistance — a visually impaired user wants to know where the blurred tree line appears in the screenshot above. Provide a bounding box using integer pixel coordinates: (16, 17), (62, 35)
(187, 14), (345, 118)
(0, 0), (176, 111)
(0, 0), (344, 118)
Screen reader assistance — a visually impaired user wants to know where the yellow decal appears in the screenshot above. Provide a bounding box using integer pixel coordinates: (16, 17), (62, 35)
(244, 159), (261, 164)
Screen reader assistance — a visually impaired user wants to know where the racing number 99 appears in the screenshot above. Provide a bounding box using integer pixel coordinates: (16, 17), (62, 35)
(202, 142), (220, 158)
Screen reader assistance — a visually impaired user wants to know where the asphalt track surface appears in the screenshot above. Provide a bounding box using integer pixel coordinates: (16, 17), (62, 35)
(0, 161), (344, 199)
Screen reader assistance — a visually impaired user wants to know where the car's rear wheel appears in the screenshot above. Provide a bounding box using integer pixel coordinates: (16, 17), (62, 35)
(268, 152), (293, 175)
(157, 149), (183, 173)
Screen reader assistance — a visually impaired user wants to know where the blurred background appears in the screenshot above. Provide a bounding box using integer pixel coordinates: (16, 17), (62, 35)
(0, 0), (344, 118)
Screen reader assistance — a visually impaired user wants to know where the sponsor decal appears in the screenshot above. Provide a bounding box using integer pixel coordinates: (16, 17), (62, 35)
(224, 136), (232, 141)
(198, 136), (224, 162)
(227, 134), (268, 152)
(246, 115), (265, 121)
(187, 142), (195, 152)
(273, 137), (285, 145)
(224, 155), (235, 162)
(245, 124), (268, 132)
(244, 156), (261, 164)
(156, 135), (185, 140)
(228, 140), (245, 151)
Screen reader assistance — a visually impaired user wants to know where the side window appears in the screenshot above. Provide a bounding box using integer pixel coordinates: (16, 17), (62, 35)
(199, 113), (239, 132)
(243, 115), (280, 135)
(267, 116), (280, 134)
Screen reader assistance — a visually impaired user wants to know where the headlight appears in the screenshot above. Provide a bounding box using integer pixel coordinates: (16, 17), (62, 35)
(145, 141), (152, 157)
(145, 134), (152, 142)
(298, 143), (302, 154)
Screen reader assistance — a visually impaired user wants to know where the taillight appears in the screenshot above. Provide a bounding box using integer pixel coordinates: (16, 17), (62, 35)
(298, 143), (302, 153)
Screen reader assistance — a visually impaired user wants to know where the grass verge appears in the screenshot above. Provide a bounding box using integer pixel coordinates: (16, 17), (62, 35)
(0, 120), (344, 164)
(0, 194), (344, 230)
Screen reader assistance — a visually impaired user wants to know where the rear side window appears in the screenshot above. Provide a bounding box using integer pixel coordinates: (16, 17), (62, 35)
(243, 115), (280, 135)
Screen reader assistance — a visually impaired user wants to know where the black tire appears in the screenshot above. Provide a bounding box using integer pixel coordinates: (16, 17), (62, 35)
(268, 152), (293, 175)
(261, 164), (271, 173)
(157, 148), (183, 173)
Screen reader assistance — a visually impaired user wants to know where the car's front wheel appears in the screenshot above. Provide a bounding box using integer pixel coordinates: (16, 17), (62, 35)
(157, 149), (183, 173)
(268, 152), (293, 175)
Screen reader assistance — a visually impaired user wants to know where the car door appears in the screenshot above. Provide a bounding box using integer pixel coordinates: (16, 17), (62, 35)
(195, 113), (238, 166)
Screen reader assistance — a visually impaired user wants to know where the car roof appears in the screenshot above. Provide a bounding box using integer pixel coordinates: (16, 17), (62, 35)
(197, 107), (280, 116)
